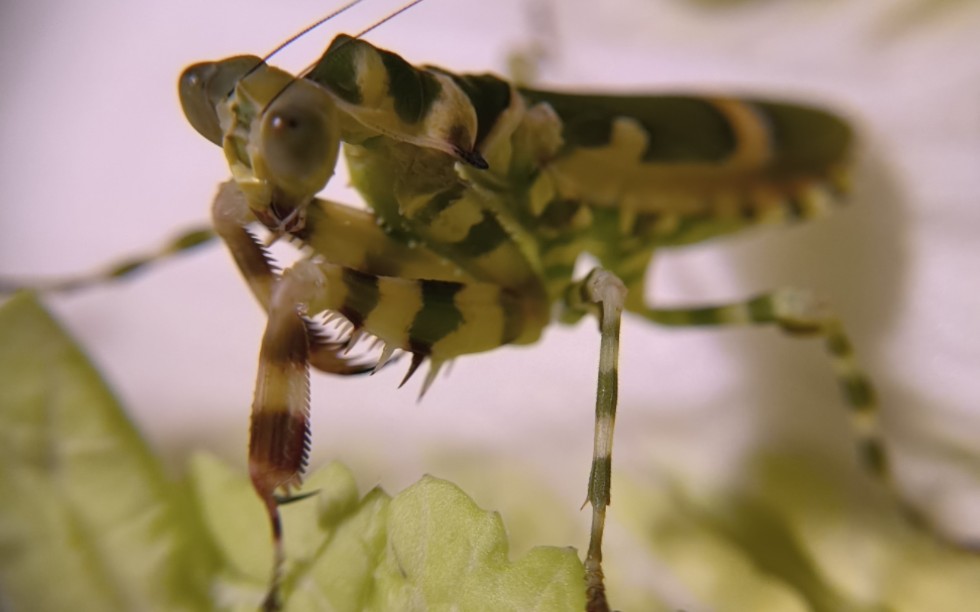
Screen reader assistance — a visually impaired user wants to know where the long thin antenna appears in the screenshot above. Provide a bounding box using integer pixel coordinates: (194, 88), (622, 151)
(256, 0), (429, 112)
(349, 0), (426, 42)
(238, 0), (369, 87)
(298, 0), (427, 78)
(261, 0), (368, 63)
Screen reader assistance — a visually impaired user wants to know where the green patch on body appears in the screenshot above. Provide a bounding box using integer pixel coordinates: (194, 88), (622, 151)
(521, 90), (739, 163)
(309, 35), (363, 105)
(379, 46), (443, 125)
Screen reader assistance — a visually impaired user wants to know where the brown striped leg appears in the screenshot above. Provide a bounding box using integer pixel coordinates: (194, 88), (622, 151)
(637, 288), (900, 511)
(211, 181), (373, 376)
(565, 268), (628, 612)
(211, 182), (360, 610)
(211, 181), (279, 310)
(249, 262), (326, 612)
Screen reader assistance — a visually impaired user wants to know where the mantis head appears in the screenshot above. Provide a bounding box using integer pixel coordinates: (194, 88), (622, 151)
(179, 56), (341, 232)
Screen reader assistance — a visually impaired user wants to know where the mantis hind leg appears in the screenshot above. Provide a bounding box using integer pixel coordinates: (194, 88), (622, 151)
(637, 288), (902, 517)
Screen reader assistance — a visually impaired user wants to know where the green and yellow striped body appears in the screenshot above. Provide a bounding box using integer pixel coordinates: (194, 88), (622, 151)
(296, 35), (853, 342)
(179, 33), (865, 612)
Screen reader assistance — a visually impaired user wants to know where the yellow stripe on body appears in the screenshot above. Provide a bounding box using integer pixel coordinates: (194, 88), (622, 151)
(427, 197), (484, 243)
(363, 277), (424, 351)
(709, 97), (774, 169)
(300, 199), (469, 281)
(544, 100), (773, 213)
(469, 242), (537, 290)
(541, 98), (850, 226)
(428, 283), (509, 359)
(304, 263), (350, 315)
(341, 41), (479, 161)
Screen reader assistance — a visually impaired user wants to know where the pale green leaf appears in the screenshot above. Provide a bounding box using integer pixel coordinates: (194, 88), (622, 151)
(0, 293), (588, 612)
(371, 475), (586, 612)
(0, 292), (218, 612)
(191, 459), (587, 611)
(614, 454), (980, 612)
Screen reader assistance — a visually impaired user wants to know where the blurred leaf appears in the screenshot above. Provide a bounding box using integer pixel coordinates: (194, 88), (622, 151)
(0, 292), (219, 612)
(0, 293), (587, 612)
(680, 0), (774, 8)
(877, 0), (980, 37)
(191, 456), (587, 611)
(8, 294), (973, 612)
(374, 475), (585, 611)
(615, 453), (980, 612)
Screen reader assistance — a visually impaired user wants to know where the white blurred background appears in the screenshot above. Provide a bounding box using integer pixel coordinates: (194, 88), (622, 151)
(1, 0), (979, 605)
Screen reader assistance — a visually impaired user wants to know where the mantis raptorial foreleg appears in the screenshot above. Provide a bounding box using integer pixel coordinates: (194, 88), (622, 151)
(250, 269), (313, 612)
(211, 181), (377, 376)
(211, 182), (378, 611)
(210, 176), (565, 609)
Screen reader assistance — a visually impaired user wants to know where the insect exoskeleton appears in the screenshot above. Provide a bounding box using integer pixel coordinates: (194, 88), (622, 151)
(24, 1), (935, 610)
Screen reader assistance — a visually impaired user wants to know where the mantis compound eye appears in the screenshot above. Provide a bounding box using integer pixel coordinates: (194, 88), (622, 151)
(258, 84), (341, 200)
(179, 56), (261, 146)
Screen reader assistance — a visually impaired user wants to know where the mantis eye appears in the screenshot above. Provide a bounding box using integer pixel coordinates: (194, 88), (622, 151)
(179, 56), (261, 146)
(179, 65), (222, 144)
(259, 85), (340, 196)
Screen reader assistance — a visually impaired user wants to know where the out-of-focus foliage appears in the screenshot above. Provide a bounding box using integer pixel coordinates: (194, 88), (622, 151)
(2, 293), (978, 611)
(607, 454), (980, 611)
(678, 0), (976, 19)
(0, 294), (585, 612)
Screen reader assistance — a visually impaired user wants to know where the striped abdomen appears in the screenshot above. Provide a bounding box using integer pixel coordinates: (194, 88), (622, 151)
(521, 90), (853, 246)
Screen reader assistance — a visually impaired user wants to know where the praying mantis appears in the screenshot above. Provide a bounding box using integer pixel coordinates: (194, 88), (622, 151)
(3, 1), (976, 612)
